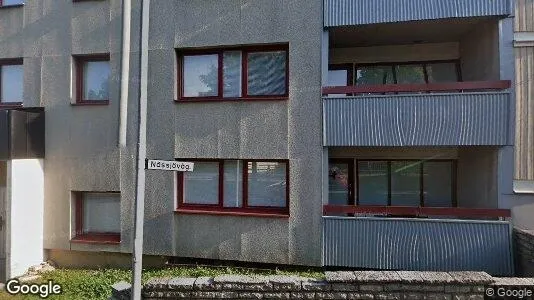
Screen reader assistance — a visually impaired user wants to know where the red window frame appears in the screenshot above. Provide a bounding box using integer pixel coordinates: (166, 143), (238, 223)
(177, 44), (289, 102)
(0, 58), (23, 107)
(71, 191), (121, 244)
(74, 54), (110, 105)
(355, 159), (457, 207)
(176, 159), (290, 217)
(353, 60), (462, 85)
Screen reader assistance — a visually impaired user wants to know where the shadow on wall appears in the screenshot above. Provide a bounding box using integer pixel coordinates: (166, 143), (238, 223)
(514, 228), (534, 277)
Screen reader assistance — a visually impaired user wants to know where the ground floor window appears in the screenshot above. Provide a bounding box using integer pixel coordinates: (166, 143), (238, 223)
(72, 192), (121, 243)
(177, 159), (289, 215)
(329, 159), (456, 207)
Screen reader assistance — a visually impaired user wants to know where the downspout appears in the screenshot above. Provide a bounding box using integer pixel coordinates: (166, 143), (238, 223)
(119, 0), (131, 146)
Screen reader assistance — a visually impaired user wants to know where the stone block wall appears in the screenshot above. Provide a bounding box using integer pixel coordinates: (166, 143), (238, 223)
(515, 228), (534, 277)
(111, 270), (534, 299)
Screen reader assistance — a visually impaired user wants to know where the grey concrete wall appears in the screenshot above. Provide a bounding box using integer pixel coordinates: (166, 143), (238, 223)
(460, 19), (501, 81)
(1, 0), (324, 267)
(457, 148), (499, 208)
(0, 0), (123, 252)
(143, 0), (324, 266)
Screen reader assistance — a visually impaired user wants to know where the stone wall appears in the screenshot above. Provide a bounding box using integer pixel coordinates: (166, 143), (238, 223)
(515, 228), (534, 277)
(111, 271), (534, 299)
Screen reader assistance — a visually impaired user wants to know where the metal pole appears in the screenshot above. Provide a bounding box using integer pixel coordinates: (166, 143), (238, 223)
(132, 0), (149, 298)
(119, 0), (131, 146)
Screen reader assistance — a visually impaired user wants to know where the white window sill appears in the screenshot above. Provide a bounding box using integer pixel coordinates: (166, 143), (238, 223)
(513, 180), (534, 194)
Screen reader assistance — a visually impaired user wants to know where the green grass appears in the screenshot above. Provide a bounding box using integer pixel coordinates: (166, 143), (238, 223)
(0, 266), (324, 300)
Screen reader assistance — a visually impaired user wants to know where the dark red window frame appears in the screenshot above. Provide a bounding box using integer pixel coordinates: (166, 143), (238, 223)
(176, 44), (289, 102)
(71, 191), (121, 244)
(328, 60), (462, 95)
(353, 60), (462, 85)
(0, 58), (23, 107)
(354, 159), (457, 207)
(74, 53), (110, 105)
(176, 159), (290, 217)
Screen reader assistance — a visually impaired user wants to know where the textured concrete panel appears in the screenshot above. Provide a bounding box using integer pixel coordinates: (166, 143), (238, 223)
(175, 215), (290, 264)
(0, 6), (24, 58)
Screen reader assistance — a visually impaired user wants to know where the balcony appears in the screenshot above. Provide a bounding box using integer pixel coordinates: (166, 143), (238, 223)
(0, 108), (45, 160)
(322, 81), (511, 146)
(324, 0), (512, 27)
(323, 12), (513, 147)
(322, 206), (513, 275)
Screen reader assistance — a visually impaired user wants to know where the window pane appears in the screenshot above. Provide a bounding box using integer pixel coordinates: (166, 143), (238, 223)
(426, 63), (458, 83)
(83, 193), (120, 233)
(358, 161), (388, 206)
(395, 64), (425, 84)
(223, 160), (243, 207)
(247, 51), (286, 96)
(183, 162), (219, 205)
(2, 0), (23, 5)
(223, 51), (242, 97)
(247, 161), (287, 207)
(328, 69), (349, 86)
(424, 162), (453, 207)
(183, 54), (218, 97)
(83, 61), (110, 100)
(391, 161), (421, 206)
(1, 65), (23, 103)
(356, 66), (394, 85)
(328, 162), (351, 205)
(327, 69), (350, 97)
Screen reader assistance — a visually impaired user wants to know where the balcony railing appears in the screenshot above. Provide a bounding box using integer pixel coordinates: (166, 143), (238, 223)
(322, 80), (511, 147)
(322, 215), (513, 275)
(323, 205), (511, 219)
(322, 80), (510, 96)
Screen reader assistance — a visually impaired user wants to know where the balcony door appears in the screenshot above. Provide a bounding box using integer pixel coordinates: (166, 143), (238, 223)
(328, 159), (354, 206)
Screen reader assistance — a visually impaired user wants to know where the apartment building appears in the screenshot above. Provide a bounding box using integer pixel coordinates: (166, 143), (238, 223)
(0, 0), (532, 280)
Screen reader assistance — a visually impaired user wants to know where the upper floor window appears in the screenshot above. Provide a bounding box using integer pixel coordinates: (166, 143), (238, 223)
(74, 54), (110, 104)
(328, 61), (460, 87)
(177, 159), (289, 216)
(0, 59), (23, 105)
(177, 44), (289, 101)
(0, 0), (24, 7)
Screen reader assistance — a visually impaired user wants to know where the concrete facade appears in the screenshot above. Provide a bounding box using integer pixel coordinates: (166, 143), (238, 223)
(1, 0), (323, 267)
(0, 0), (532, 272)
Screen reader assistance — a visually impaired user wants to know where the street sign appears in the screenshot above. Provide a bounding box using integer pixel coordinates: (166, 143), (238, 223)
(145, 159), (194, 172)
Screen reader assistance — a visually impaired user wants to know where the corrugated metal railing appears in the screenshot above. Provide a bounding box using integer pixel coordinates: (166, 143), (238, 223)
(323, 216), (514, 276)
(324, 0), (513, 27)
(323, 92), (511, 146)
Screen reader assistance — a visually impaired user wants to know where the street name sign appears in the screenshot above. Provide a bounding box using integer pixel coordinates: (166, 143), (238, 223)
(145, 159), (194, 172)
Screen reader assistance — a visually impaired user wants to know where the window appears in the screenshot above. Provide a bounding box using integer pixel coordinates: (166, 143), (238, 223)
(330, 61), (460, 87)
(72, 192), (120, 243)
(177, 159), (289, 216)
(75, 54), (110, 104)
(356, 160), (456, 207)
(0, 0), (24, 6)
(178, 45), (288, 101)
(0, 59), (23, 105)
(327, 64), (352, 97)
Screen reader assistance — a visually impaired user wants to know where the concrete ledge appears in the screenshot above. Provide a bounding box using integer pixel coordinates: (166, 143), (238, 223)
(111, 271), (534, 299)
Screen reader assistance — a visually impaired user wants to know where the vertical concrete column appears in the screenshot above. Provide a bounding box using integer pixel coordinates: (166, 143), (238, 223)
(497, 17), (516, 208)
(7, 159), (44, 279)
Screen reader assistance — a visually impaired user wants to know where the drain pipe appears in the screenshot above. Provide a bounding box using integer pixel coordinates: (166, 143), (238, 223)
(119, 0), (131, 146)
